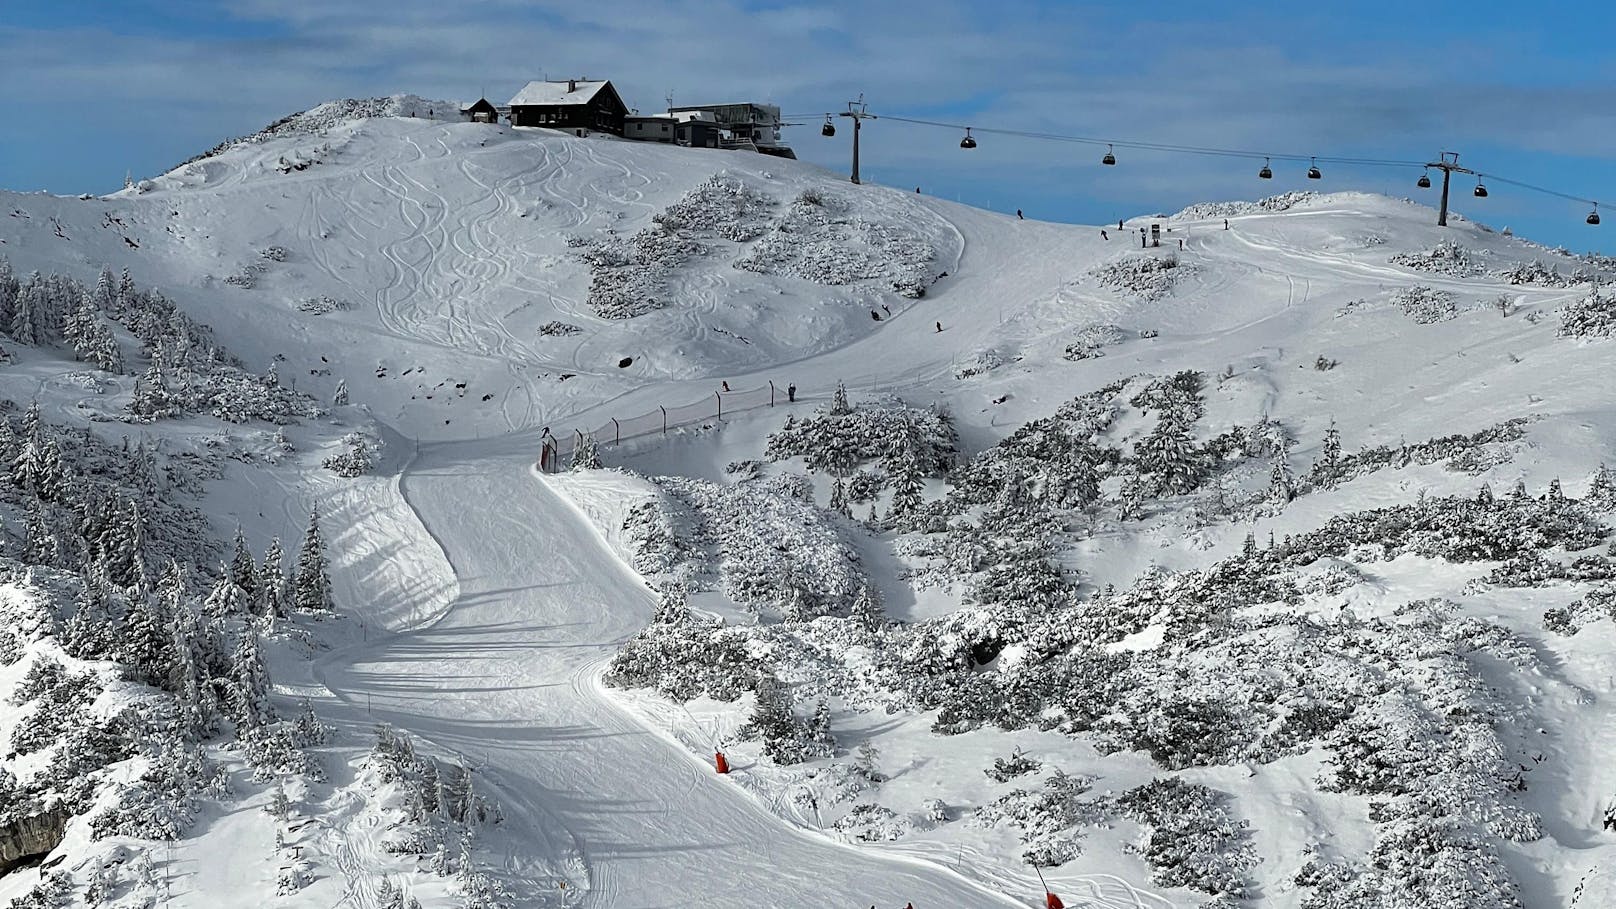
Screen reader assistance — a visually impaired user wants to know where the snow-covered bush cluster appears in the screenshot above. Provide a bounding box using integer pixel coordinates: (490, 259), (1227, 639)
(1390, 240), (1485, 277)
(321, 431), (375, 477)
(1174, 191), (1320, 219)
(1117, 778), (1255, 897)
(972, 769), (1104, 866)
(1389, 284), (1460, 323)
(1061, 323), (1126, 360)
(575, 225), (705, 319)
(537, 320), (582, 337)
(651, 173), (775, 243)
(1089, 255), (1191, 301)
(644, 474), (868, 621)
(1493, 259), (1587, 287)
(362, 725), (503, 868)
(1558, 288), (1616, 338)
(295, 294), (351, 315)
(764, 384), (957, 479)
(735, 190), (937, 298)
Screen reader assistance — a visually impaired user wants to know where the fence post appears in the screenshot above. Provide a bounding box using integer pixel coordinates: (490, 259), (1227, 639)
(769, 381), (775, 406)
(716, 392), (722, 420)
(661, 406), (667, 434)
(612, 418), (620, 444)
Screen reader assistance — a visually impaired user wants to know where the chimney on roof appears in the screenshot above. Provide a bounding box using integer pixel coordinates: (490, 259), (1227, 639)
(568, 79), (577, 92)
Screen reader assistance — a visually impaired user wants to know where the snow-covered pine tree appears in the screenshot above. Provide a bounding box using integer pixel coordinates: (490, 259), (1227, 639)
(830, 381), (851, 415)
(63, 292), (96, 354)
(0, 257), (17, 327)
(230, 527), (258, 594)
(829, 476), (852, 517)
(258, 536), (288, 619)
(1135, 415), (1206, 495)
(22, 498), (64, 567)
(9, 274), (47, 346)
(807, 700), (836, 758)
(130, 363), (181, 419)
(849, 583), (883, 632)
(91, 266), (117, 313)
(293, 511), (333, 613)
(203, 571), (251, 620)
(1587, 463), (1616, 509)
(77, 312), (124, 373)
(888, 453), (925, 518)
(1312, 421), (1343, 487)
(332, 380), (348, 407)
(120, 591), (174, 687)
(1267, 457), (1294, 504)
(229, 630), (273, 730)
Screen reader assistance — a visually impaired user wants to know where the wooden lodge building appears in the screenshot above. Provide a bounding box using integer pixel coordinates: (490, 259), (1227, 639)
(459, 98), (500, 123)
(507, 79), (628, 135)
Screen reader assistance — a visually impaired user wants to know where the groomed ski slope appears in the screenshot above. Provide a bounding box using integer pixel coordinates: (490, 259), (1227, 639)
(5, 109), (1615, 907)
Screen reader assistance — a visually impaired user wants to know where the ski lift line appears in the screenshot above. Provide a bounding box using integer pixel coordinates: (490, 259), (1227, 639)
(867, 113), (1419, 167)
(848, 111), (1610, 213)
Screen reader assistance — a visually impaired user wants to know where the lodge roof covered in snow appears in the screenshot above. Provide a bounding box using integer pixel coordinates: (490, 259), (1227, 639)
(509, 80), (612, 107)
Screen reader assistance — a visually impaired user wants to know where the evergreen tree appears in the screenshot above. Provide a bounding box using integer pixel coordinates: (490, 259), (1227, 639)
(120, 592), (173, 686)
(829, 381), (851, 415)
(9, 275), (47, 346)
(1588, 463), (1616, 508)
(829, 476), (852, 517)
(0, 257), (17, 328)
(258, 537), (288, 620)
(807, 700), (836, 758)
(888, 457), (924, 518)
(76, 312), (124, 373)
(91, 266), (117, 312)
(1267, 457), (1294, 504)
(293, 511), (333, 613)
(1136, 416), (1206, 495)
(332, 380), (349, 407)
(1312, 421), (1344, 487)
(229, 630), (273, 730)
(203, 571), (251, 620)
(63, 292), (96, 353)
(116, 269), (137, 316)
(22, 499), (63, 567)
(849, 584), (883, 632)
(230, 527), (258, 594)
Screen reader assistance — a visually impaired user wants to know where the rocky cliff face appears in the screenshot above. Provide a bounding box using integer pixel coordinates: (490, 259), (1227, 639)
(0, 807), (69, 874)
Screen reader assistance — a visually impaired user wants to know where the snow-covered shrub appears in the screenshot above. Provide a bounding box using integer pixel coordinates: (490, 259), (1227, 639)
(537, 320), (582, 337)
(735, 189), (937, 297)
(1493, 259), (1585, 287)
(1559, 288), (1616, 338)
(971, 769), (1104, 866)
(1062, 323), (1126, 360)
(295, 295), (350, 314)
(1296, 815), (1521, 909)
(765, 394), (956, 477)
(260, 246), (290, 263)
(1117, 778), (1255, 897)
(322, 432), (374, 477)
(653, 475), (866, 620)
(740, 675), (835, 764)
(1390, 240), (1484, 277)
(833, 803), (910, 842)
(603, 613), (758, 702)
(652, 173), (775, 242)
(1389, 285), (1459, 323)
(1174, 192), (1320, 219)
(985, 747), (1042, 782)
(1089, 255), (1191, 301)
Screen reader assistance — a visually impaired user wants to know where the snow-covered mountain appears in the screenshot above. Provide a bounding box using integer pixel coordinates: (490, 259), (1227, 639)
(2, 101), (1615, 909)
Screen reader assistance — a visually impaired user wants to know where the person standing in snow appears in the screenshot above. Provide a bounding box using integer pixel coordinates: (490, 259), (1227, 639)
(1016, 209), (1024, 219)
(721, 381), (730, 392)
(787, 384), (796, 402)
(1224, 218), (1229, 230)
(1101, 229), (1109, 240)
(935, 321), (943, 333)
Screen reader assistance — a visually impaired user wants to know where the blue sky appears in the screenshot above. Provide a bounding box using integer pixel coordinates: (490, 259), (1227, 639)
(3, 0), (1614, 251)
